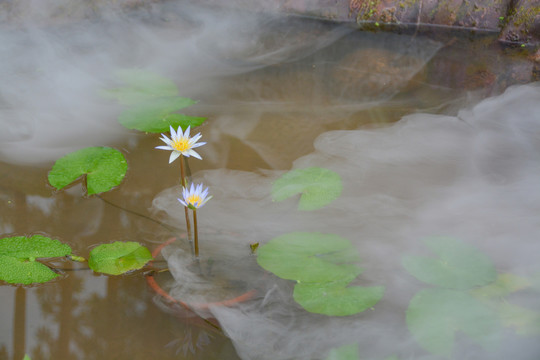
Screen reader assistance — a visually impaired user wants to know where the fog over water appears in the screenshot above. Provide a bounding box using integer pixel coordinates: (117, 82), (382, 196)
(154, 83), (540, 360)
(1, 1), (539, 359)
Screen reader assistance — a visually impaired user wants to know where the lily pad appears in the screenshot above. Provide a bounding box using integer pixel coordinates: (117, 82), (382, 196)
(88, 241), (152, 275)
(325, 344), (359, 360)
(102, 69), (179, 105)
(0, 235), (72, 285)
(257, 232), (362, 283)
(272, 167), (342, 211)
(494, 301), (540, 336)
(48, 147), (127, 195)
(117, 96), (205, 133)
(471, 273), (531, 299)
(294, 280), (384, 316)
(406, 288), (500, 357)
(402, 237), (496, 290)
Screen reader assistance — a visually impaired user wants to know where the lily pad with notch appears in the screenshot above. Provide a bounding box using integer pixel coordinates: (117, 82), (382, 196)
(402, 237), (497, 290)
(406, 288), (501, 357)
(88, 241), (152, 275)
(257, 232), (362, 283)
(102, 69), (180, 105)
(0, 235), (73, 285)
(294, 280), (384, 316)
(272, 167), (342, 211)
(117, 96), (206, 133)
(48, 146), (127, 196)
(102, 69), (206, 133)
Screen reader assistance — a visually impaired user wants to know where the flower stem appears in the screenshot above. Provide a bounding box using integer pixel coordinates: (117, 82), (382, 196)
(179, 155), (193, 244)
(193, 209), (199, 258)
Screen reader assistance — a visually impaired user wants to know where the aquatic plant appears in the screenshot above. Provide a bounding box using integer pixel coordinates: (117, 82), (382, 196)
(88, 242), (153, 275)
(48, 146), (127, 195)
(178, 183), (212, 257)
(272, 167), (342, 211)
(156, 125), (206, 163)
(155, 124), (210, 258)
(102, 69), (206, 133)
(403, 237), (540, 357)
(0, 70), (210, 284)
(257, 231), (384, 316)
(0, 235), (75, 285)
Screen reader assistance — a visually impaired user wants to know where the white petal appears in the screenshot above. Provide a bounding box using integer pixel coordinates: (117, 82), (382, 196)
(169, 151), (181, 163)
(184, 126), (191, 138)
(169, 125), (176, 138)
(188, 150), (202, 160)
(159, 136), (173, 146)
(191, 141), (206, 148)
(155, 145), (173, 150)
(201, 187), (209, 198)
(178, 198), (188, 207)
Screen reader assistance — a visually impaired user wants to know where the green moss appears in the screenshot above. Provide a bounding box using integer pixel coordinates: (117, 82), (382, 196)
(512, 5), (540, 29)
(356, 0), (381, 22)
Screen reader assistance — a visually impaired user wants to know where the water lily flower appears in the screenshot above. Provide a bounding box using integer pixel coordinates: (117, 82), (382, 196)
(178, 183), (212, 209)
(156, 125), (206, 163)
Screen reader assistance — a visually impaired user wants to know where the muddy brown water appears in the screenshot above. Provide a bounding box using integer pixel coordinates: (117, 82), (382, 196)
(0, 8), (538, 360)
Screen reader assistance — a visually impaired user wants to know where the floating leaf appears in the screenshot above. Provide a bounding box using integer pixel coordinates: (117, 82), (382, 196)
(494, 301), (540, 336)
(258, 232), (384, 316)
(406, 288), (500, 357)
(325, 344), (359, 360)
(102, 69), (179, 105)
(294, 280), (384, 316)
(272, 167), (342, 211)
(48, 147), (127, 195)
(471, 273), (531, 299)
(23, 355), (31, 360)
(402, 237), (496, 290)
(117, 97), (205, 133)
(0, 235), (72, 285)
(257, 232), (362, 283)
(88, 242), (152, 275)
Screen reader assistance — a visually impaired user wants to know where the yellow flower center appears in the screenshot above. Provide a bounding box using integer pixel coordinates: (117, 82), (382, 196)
(172, 138), (190, 152)
(187, 194), (202, 206)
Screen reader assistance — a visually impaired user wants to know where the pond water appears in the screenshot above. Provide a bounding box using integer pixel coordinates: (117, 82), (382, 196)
(1, 2), (539, 360)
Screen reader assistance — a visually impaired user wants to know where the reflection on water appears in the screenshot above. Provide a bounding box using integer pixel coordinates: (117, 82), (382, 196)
(1, 1), (539, 360)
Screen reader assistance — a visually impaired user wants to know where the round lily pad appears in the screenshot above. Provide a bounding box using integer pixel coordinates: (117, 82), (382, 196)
(294, 281), (384, 316)
(406, 288), (500, 357)
(48, 147), (127, 195)
(88, 241), (152, 275)
(402, 237), (497, 290)
(0, 235), (72, 285)
(117, 97), (206, 133)
(102, 69), (180, 105)
(272, 167), (343, 211)
(257, 232), (362, 283)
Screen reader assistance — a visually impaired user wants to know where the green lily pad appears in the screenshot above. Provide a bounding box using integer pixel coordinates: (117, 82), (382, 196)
(102, 69), (180, 105)
(294, 281), (384, 316)
(257, 232), (362, 283)
(406, 288), (501, 357)
(272, 167), (342, 211)
(117, 97), (205, 133)
(0, 235), (72, 285)
(494, 301), (540, 336)
(48, 147), (127, 195)
(325, 344), (359, 360)
(402, 237), (497, 290)
(88, 242), (152, 275)
(471, 273), (531, 299)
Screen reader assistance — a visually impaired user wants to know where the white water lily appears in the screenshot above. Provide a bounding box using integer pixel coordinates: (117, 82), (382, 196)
(156, 125), (206, 163)
(178, 183), (212, 209)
